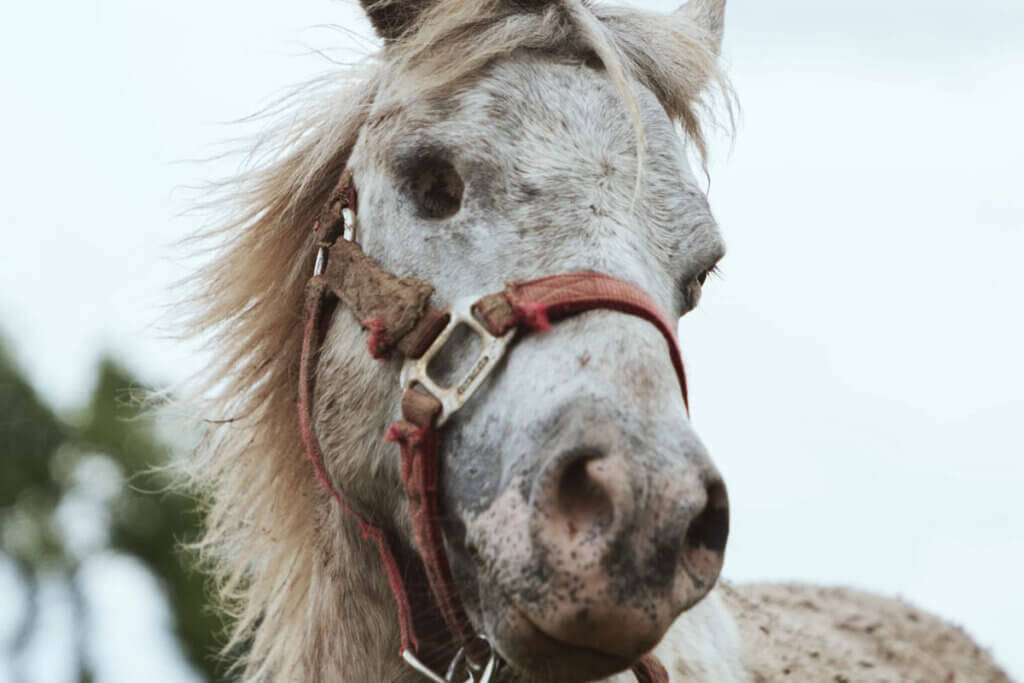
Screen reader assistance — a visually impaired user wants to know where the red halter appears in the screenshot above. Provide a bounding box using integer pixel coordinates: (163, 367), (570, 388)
(298, 173), (679, 683)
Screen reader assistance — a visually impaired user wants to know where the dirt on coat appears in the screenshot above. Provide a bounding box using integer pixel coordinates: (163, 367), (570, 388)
(720, 583), (1012, 683)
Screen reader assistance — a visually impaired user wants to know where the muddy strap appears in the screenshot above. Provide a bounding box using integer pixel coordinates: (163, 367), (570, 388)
(299, 175), (677, 682)
(311, 171), (451, 360)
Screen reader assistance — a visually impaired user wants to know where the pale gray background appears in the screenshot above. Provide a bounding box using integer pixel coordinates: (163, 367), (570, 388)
(1, 0), (1021, 680)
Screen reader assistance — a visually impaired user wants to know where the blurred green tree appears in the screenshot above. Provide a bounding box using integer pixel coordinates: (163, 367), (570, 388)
(0, 341), (224, 682)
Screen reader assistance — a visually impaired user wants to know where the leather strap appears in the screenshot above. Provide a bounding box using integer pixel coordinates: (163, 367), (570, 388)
(476, 272), (688, 409)
(313, 172), (450, 360)
(386, 390), (489, 665)
(633, 654), (671, 683)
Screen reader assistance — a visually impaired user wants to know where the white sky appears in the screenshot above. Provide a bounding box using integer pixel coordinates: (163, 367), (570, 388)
(1, 0), (1022, 680)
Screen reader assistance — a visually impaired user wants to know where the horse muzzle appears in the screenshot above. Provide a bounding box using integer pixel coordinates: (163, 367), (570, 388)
(465, 403), (729, 677)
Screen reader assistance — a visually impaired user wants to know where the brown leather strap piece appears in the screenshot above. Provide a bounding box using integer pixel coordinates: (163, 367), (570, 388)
(321, 239), (436, 359)
(397, 307), (450, 359)
(474, 289), (515, 332)
(632, 654), (671, 683)
(312, 173), (444, 360)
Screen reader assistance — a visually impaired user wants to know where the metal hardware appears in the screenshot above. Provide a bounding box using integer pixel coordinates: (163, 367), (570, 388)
(401, 637), (501, 682)
(313, 247), (327, 277)
(446, 636), (500, 682)
(402, 650), (449, 683)
(313, 207), (358, 277)
(400, 297), (516, 427)
(342, 207), (357, 243)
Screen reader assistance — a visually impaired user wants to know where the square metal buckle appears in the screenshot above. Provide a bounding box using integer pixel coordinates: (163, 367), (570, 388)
(400, 296), (516, 427)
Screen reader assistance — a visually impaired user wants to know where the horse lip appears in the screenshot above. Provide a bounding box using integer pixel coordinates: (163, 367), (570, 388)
(490, 602), (642, 682)
(531, 614), (661, 662)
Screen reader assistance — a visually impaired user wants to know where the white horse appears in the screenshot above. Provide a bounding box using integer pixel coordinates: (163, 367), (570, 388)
(182, 0), (1011, 680)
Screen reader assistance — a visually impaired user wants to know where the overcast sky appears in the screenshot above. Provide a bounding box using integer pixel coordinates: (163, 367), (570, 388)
(2, 0), (1022, 680)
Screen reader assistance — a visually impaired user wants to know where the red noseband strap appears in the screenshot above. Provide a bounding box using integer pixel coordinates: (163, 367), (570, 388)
(298, 177), (680, 681)
(475, 272), (688, 410)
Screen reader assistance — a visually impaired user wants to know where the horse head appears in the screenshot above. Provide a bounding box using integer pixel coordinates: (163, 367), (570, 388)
(190, 1), (734, 680)
(319, 0), (729, 677)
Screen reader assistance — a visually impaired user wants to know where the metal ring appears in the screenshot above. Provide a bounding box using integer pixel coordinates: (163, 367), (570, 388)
(401, 650), (448, 683)
(445, 636), (499, 682)
(342, 207), (357, 243)
(401, 636), (501, 682)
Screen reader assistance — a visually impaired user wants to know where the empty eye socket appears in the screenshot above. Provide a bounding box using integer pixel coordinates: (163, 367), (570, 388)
(408, 157), (464, 219)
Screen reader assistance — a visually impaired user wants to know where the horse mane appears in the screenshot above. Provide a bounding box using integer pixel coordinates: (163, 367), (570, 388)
(178, 0), (729, 678)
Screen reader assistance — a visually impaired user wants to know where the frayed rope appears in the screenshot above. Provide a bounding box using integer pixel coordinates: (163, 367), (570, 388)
(363, 318), (392, 360)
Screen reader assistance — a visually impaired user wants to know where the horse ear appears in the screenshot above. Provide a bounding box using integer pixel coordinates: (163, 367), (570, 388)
(360, 0), (430, 41)
(676, 0), (726, 54)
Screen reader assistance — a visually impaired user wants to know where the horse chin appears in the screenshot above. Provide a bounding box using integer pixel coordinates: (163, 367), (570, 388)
(483, 592), (646, 683)
(493, 614), (635, 682)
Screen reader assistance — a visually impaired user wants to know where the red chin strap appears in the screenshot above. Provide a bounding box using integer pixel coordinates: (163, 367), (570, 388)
(297, 177), (675, 683)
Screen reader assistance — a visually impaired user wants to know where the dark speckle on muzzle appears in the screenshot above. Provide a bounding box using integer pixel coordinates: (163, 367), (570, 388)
(509, 410), (729, 660)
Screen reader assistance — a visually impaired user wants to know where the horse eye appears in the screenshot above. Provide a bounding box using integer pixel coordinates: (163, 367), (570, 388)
(697, 265), (719, 286)
(682, 266), (719, 312)
(409, 157), (464, 219)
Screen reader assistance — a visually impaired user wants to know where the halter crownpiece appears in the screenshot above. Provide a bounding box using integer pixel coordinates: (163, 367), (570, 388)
(299, 171), (677, 683)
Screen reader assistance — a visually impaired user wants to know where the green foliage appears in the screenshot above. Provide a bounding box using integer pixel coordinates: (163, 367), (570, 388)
(0, 343), (68, 569)
(0, 343), (225, 682)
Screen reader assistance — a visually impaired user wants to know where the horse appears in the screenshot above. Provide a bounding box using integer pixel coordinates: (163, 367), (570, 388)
(181, 0), (1011, 680)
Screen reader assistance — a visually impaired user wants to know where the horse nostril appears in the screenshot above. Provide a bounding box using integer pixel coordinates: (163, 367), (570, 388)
(681, 480), (730, 579)
(555, 452), (615, 540)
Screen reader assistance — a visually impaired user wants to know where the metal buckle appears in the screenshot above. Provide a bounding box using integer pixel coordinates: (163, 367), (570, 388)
(400, 297), (516, 427)
(313, 207), (358, 277)
(401, 637), (501, 682)
(342, 207), (357, 243)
